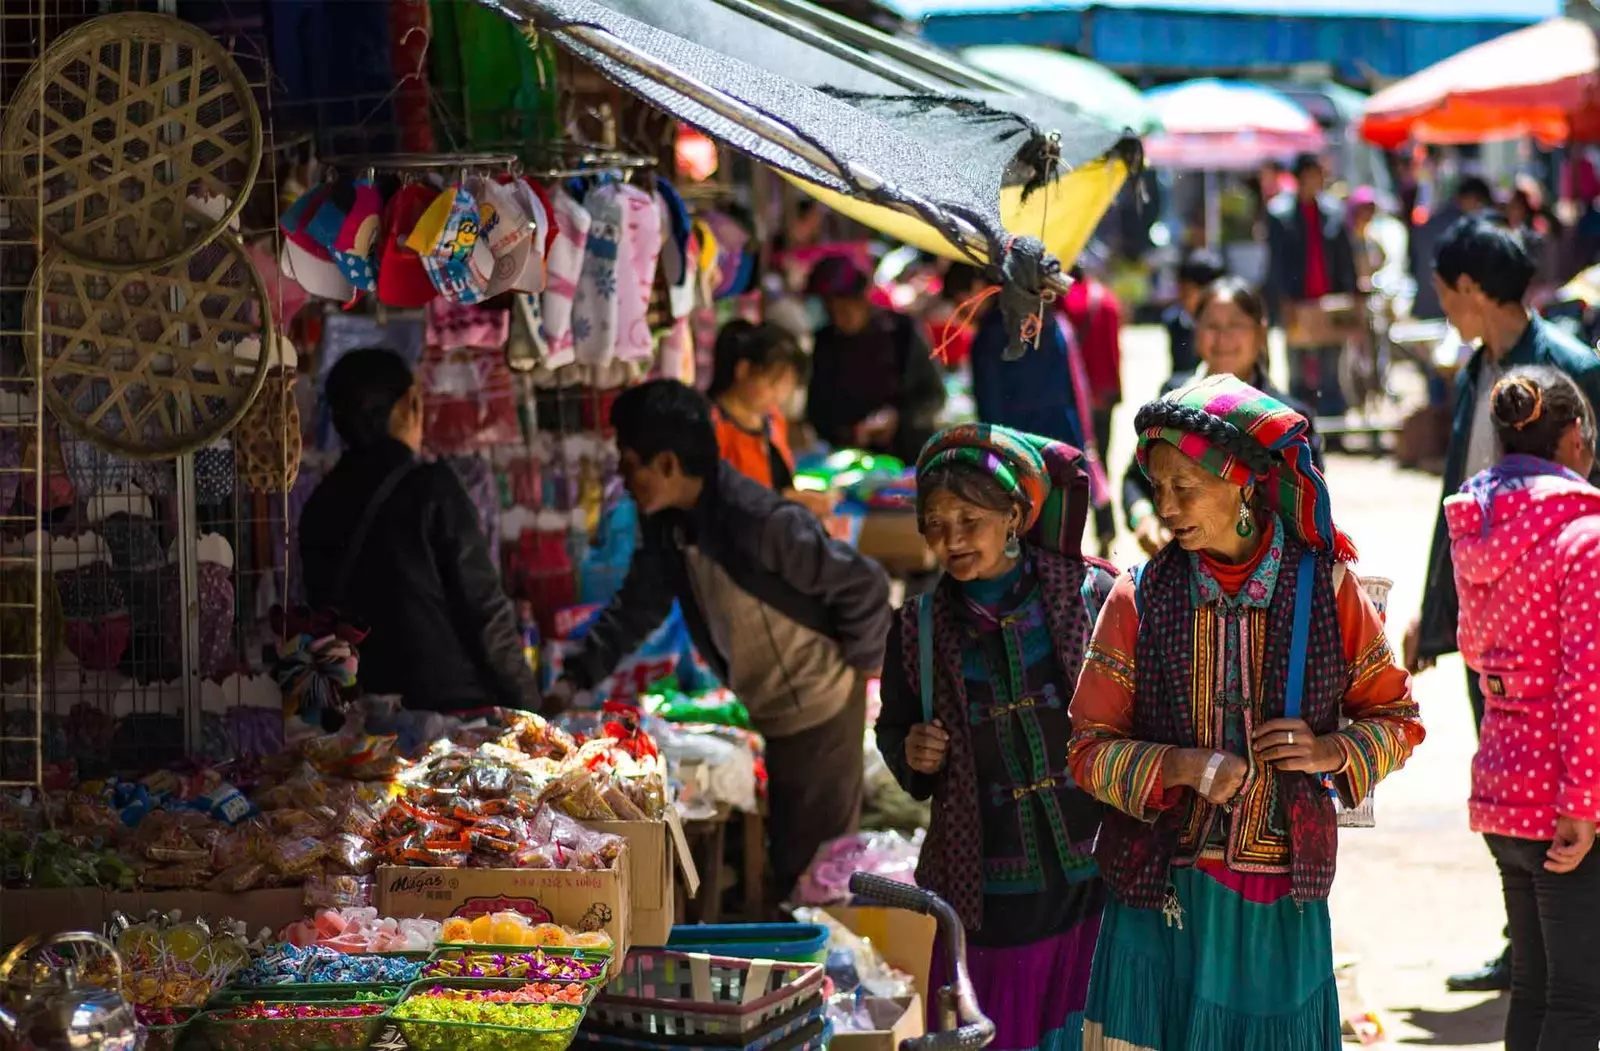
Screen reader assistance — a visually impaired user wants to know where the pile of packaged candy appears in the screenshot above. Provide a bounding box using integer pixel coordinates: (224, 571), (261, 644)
(0, 709), (665, 893)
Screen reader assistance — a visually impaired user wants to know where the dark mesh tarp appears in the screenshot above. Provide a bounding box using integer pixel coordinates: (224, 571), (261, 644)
(544, 0), (1133, 186)
(480, 0), (1022, 251)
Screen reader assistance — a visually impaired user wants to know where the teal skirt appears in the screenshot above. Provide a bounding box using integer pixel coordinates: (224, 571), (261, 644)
(1082, 866), (1340, 1051)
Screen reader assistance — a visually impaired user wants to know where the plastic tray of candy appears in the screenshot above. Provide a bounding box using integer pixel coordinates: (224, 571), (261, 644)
(192, 1002), (390, 1051)
(227, 950), (428, 991)
(137, 1007), (198, 1051)
(422, 947), (610, 984)
(389, 999), (584, 1051)
(401, 977), (597, 1009)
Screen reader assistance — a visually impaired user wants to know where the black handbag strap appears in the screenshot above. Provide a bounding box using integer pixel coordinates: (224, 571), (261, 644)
(331, 461), (417, 609)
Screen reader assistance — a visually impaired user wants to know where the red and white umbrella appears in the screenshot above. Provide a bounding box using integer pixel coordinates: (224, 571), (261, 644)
(1144, 79), (1325, 170)
(1360, 17), (1600, 147)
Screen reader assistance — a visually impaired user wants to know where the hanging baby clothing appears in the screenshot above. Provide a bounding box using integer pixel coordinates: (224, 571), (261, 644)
(541, 189), (591, 369)
(572, 182), (624, 368)
(426, 300), (511, 351)
(57, 560), (131, 672)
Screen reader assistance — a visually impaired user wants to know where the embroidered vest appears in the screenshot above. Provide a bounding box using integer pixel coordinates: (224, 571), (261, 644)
(897, 546), (1099, 930)
(1095, 530), (1346, 910)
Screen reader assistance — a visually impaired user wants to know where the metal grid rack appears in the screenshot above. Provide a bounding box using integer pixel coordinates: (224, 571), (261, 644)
(0, 0), (293, 787)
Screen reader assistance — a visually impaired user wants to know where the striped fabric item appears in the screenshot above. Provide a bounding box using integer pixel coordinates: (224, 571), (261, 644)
(1136, 374), (1358, 563)
(918, 423), (1088, 557)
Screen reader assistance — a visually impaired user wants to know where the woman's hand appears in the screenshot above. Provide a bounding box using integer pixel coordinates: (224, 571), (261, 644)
(1167, 748), (1248, 806)
(1546, 816), (1597, 873)
(905, 720), (950, 775)
(1252, 718), (1343, 773)
(1402, 615), (1434, 675)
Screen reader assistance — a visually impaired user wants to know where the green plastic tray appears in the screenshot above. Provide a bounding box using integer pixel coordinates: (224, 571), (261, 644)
(193, 1004), (390, 1051)
(389, 1001), (582, 1051)
(422, 947), (609, 984)
(207, 984), (406, 1007)
(401, 976), (597, 1009)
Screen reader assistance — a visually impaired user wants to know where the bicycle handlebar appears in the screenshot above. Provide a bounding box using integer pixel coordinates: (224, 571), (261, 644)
(846, 873), (995, 1051)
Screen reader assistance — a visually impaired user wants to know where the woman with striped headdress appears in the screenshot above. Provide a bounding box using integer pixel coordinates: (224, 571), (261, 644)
(1069, 374), (1423, 1050)
(875, 423), (1116, 1051)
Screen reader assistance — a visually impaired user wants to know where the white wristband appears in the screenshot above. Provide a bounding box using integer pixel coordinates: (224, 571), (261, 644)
(1198, 752), (1225, 797)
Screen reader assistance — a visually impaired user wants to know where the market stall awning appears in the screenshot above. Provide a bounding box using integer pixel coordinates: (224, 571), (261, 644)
(488, 0), (1139, 272)
(481, 0), (1123, 352)
(1144, 78), (1323, 170)
(960, 44), (1160, 135)
(1359, 18), (1600, 147)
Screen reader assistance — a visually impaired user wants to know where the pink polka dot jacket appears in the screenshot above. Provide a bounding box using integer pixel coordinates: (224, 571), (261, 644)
(1447, 471), (1600, 840)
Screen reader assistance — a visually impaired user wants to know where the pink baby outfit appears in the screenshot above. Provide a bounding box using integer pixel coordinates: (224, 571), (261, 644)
(1447, 468), (1600, 839)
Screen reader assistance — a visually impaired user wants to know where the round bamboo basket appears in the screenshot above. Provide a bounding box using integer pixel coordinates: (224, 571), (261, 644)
(25, 233), (273, 459)
(0, 12), (263, 270)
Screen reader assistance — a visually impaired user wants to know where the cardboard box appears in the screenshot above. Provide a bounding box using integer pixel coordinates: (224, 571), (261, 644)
(374, 854), (630, 967)
(585, 814), (699, 948)
(858, 511), (934, 574)
(1, 887), (306, 948)
(830, 994), (925, 1051)
(826, 906), (937, 1003)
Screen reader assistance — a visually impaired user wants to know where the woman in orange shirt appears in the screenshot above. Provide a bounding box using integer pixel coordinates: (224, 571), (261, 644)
(709, 320), (832, 516)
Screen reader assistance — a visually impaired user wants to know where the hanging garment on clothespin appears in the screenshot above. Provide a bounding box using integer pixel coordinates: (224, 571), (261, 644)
(573, 183), (625, 368)
(614, 183), (663, 368)
(542, 189), (592, 370)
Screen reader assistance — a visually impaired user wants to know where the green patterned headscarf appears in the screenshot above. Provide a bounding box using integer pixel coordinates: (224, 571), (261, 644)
(915, 423), (1088, 556)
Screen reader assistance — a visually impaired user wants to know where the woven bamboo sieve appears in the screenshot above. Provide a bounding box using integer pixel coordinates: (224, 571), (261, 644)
(24, 232), (273, 459)
(0, 12), (262, 270)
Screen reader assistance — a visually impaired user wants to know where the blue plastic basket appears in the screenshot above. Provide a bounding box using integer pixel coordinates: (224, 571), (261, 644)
(662, 924), (828, 963)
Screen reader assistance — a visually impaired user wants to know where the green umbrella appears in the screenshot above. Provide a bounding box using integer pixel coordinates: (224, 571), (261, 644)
(962, 45), (1161, 137)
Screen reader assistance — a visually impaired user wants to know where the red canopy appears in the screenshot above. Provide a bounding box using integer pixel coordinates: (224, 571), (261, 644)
(1360, 18), (1600, 148)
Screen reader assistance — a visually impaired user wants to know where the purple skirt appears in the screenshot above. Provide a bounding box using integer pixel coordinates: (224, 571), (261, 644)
(927, 910), (1103, 1051)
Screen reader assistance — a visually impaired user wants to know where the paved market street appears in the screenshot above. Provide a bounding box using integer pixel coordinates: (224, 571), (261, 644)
(1108, 325), (1504, 1049)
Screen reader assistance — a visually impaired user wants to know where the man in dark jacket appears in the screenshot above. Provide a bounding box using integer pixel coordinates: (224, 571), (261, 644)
(1265, 153), (1359, 419)
(300, 349), (544, 714)
(1406, 216), (1600, 993)
(547, 380), (892, 905)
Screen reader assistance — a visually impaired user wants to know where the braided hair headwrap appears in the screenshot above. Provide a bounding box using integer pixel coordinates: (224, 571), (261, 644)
(1135, 373), (1358, 562)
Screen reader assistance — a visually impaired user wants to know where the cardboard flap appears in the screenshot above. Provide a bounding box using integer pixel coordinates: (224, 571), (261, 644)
(664, 808), (701, 897)
(689, 953), (713, 1002)
(742, 959), (774, 1006)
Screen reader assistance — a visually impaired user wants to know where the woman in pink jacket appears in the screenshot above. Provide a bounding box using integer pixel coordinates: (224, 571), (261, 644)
(1447, 365), (1600, 1051)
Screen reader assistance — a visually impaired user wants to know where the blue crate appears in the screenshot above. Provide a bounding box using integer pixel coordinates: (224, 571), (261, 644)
(662, 924), (829, 963)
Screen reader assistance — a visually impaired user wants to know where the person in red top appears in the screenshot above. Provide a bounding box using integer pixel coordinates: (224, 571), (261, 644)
(707, 319), (833, 518)
(1063, 263), (1123, 483)
(1446, 366), (1600, 1050)
(1265, 153), (1358, 420)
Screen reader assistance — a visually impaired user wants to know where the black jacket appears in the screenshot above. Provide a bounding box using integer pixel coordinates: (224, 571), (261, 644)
(807, 309), (946, 464)
(564, 462), (891, 714)
(1121, 368), (1323, 530)
(1264, 190), (1358, 323)
(299, 438), (542, 713)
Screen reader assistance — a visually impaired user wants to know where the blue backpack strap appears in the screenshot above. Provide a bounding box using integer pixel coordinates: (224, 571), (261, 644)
(1131, 561), (1147, 618)
(1283, 551), (1317, 720)
(917, 591), (935, 723)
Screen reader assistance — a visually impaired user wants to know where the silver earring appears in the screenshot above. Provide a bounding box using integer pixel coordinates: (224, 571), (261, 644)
(1003, 530), (1022, 559)
(1235, 500), (1255, 538)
